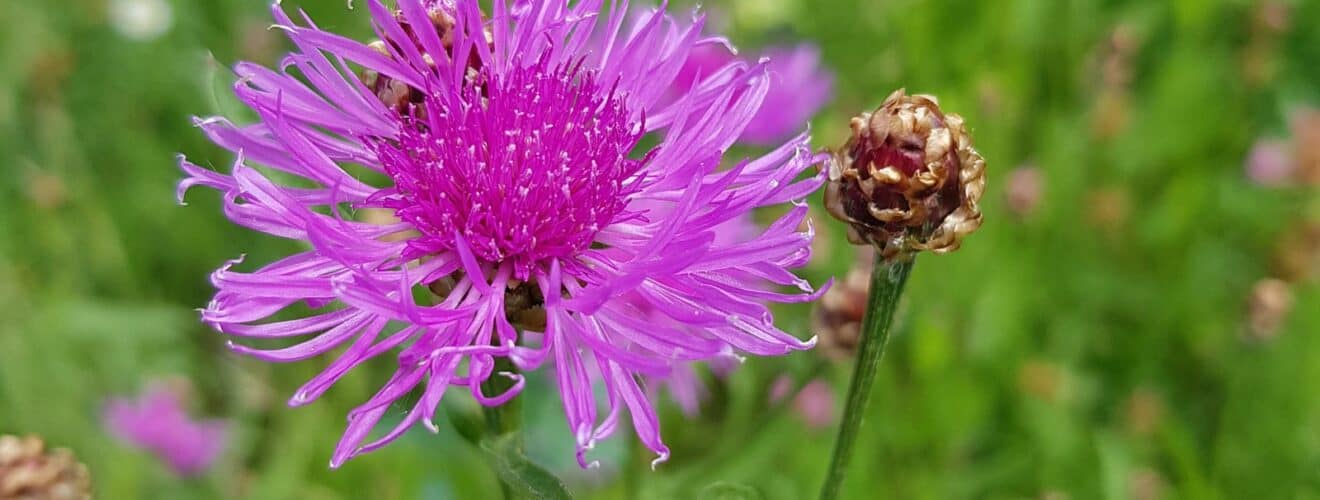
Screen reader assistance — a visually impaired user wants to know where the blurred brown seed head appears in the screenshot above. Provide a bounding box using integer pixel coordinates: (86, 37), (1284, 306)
(1123, 388), (1164, 437)
(977, 78), (1004, 120)
(1090, 24), (1141, 139)
(1245, 278), (1295, 341)
(1254, 1), (1292, 37)
(1005, 165), (1044, 218)
(824, 89), (986, 261)
(26, 48), (76, 104)
(1101, 23), (1141, 89)
(1242, 2), (1291, 86)
(1017, 360), (1066, 404)
(812, 248), (874, 361)
(1086, 187), (1131, 235)
(1290, 108), (1320, 185)
(26, 171), (68, 211)
(1128, 467), (1168, 500)
(1091, 88), (1132, 140)
(0, 435), (92, 500)
(1273, 220), (1320, 283)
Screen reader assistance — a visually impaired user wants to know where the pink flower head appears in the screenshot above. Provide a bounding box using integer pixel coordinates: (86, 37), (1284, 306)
(675, 42), (834, 145)
(1246, 138), (1295, 187)
(179, 0), (828, 468)
(104, 384), (227, 476)
(769, 376), (836, 430)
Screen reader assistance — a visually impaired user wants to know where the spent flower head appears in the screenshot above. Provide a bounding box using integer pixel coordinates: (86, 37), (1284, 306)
(180, 0), (828, 468)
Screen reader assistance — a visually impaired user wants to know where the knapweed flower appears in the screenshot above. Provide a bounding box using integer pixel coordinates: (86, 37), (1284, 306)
(1245, 139), (1295, 187)
(824, 89), (985, 260)
(769, 376), (837, 430)
(179, 0), (827, 468)
(1004, 164), (1043, 218)
(674, 42), (834, 146)
(104, 383), (228, 476)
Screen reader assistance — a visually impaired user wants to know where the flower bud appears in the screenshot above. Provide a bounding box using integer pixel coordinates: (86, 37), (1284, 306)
(811, 248), (873, 360)
(824, 89), (986, 260)
(0, 434), (92, 500)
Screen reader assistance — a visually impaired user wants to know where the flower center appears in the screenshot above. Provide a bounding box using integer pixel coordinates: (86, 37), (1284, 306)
(370, 60), (649, 278)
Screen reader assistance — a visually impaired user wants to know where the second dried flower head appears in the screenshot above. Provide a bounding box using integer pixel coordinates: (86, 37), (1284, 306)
(825, 89), (986, 259)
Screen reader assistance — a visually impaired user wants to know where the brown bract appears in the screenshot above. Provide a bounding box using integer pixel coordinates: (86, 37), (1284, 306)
(824, 89), (985, 260)
(361, 6), (493, 116)
(0, 435), (91, 500)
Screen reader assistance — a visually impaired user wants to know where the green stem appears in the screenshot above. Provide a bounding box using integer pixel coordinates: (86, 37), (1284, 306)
(482, 356), (523, 444)
(482, 355), (522, 499)
(818, 255), (914, 500)
(623, 428), (642, 500)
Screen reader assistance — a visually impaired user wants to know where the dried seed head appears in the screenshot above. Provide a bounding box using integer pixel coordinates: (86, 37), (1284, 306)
(1290, 108), (1320, 185)
(1127, 468), (1168, 500)
(1086, 187), (1131, 235)
(0, 434), (92, 500)
(1017, 360), (1066, 404)
(1245, 278), (1295, 341)
(1123, 388), (1164, 437)
(1272, 220), (1320, 283)
(824, 89), (986, 260)
(811, 248), (873, 361)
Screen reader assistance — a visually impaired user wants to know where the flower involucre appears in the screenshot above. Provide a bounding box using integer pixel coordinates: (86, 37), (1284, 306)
(179, 0), (827, 468)
(825, 89), (985, 259)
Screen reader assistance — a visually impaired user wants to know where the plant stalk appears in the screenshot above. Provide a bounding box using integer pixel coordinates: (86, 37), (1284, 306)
(482, 355), (522, 499)
(818, 255), (914, 500)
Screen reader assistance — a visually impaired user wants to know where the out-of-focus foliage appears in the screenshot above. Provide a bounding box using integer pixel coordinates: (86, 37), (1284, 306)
(1, 0), (1317, 498)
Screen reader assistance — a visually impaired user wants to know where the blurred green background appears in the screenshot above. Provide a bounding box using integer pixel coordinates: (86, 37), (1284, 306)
(2, 0), (1318, 498)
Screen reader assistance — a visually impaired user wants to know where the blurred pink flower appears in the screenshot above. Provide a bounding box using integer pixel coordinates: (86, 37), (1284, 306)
(770, 376), (837, 430)
(746, 45), (834, 144)
(1004, 165), (1044, 218)
(675, 43), (835, 145)
(1246, 139), (1295, 187)
(104, 384), (227, 476)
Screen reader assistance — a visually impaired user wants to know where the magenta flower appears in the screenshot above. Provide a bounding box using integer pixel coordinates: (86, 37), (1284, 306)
(1245, 138), (1295, 187)
(675, 42), (834, 145)
(769, 376), (837, 430)
(179, 0), (827, 468)
(104, 384), (227, 476)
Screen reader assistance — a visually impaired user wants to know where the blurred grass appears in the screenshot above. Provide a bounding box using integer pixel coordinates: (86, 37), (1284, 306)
(2, 0), (1318, 498)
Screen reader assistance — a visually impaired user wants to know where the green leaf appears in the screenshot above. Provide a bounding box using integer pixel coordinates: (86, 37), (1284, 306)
(698, 482), (766, 500)
(480, 435), (574, 500)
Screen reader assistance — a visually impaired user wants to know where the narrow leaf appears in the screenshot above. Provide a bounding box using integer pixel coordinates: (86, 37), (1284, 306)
(480, 435), (574, 500)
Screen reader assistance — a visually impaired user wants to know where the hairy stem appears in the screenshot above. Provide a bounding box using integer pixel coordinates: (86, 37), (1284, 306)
(482, 355), (522, 499)
(818, 255), (914, 500)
